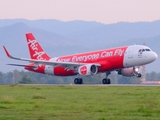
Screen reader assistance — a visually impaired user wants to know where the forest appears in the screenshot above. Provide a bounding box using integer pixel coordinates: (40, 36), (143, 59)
(0, 70), (159, 84)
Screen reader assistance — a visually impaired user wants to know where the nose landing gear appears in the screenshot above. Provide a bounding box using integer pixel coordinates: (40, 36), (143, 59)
(137, 73), (142, 78)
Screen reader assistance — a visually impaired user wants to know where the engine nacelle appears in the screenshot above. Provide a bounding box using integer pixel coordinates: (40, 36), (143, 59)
(118, 67), (140, 77)
(78, 64), (98, 76)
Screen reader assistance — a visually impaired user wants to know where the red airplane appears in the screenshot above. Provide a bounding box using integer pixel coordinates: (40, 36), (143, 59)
(3, 33), (158, 84)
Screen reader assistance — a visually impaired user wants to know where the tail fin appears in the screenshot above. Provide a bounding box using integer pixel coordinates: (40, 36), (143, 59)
(26, 33), (50, 60)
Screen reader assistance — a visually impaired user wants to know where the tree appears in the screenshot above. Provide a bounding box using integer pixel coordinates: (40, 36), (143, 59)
(150, 71), (157, 81)
(0, 71), (3, 84)
(19, 75), (32, 84)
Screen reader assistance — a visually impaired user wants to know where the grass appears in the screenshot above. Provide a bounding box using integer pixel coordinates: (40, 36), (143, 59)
(0, 85), (160, 120)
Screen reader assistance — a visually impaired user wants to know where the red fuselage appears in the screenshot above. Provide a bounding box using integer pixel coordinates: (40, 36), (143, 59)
(26, 46), (128, 76)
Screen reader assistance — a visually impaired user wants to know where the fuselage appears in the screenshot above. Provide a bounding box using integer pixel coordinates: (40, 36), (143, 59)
(25, 45), (157, 76)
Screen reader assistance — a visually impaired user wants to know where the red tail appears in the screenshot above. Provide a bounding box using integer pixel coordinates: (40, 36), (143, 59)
(26, 33), (50, 60)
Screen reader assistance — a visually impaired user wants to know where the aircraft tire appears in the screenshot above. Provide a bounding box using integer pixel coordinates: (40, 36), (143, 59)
(74, 78), (83, 84)
(102, 78), (111, 84)
(102, 78), (107, 84)
(79, 78), (83, 84)
(74, 78), (79, 84)
(106, 78), (111, 84)
(137, 73), (142, 78)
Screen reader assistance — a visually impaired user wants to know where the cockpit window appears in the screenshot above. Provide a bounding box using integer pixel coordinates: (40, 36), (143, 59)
(139, 49), (142, 52)
(145, 49), (151, 51)
(138, 49), (151, 53)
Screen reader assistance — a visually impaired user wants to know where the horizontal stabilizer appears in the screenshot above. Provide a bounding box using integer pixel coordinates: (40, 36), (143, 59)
(7, 64), (37, 68)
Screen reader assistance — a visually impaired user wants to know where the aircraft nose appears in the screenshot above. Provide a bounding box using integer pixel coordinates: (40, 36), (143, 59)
(152, 52), (158, 61)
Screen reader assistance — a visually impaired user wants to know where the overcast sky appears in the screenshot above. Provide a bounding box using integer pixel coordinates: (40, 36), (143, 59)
(0, 0), (160, 24)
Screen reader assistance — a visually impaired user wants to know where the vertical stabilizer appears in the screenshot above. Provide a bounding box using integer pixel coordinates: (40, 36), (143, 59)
(26, 33), (50, 60)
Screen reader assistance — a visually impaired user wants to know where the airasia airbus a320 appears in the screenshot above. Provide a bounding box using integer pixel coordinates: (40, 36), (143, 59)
(3, 33), (158, 84)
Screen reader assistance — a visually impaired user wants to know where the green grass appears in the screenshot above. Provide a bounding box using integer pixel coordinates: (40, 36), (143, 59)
(0, 85), (160, 120)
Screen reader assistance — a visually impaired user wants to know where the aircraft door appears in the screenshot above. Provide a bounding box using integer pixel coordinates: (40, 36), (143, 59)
(128, 46), (134, 59)
(45, 65), (54, 75)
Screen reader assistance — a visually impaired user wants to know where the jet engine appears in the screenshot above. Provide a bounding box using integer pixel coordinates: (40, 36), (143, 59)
(118, 67), (141, 77)
(78, 64), (98, 76)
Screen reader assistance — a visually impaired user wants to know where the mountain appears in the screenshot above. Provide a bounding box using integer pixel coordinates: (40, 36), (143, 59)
(1, 19), (160, 47)
(0, 19), (159, 72)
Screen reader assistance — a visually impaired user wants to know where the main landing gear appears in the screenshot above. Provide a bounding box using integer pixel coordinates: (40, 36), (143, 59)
(102, 72), (111, 84)
(74, 72), (111, 84)
(102, 78), (111, 84)
(74, 78), (83, 84)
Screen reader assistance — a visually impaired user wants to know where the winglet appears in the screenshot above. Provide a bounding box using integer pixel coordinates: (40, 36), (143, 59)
(3, 46), (21, 60)
(3, 46), (11, 58)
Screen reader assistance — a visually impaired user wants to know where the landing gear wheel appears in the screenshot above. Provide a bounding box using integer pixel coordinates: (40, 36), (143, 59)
(74, 78), (83, 84)
(137, 73), (142, 78)
(102, 71), (111, 84)
(74, 78), (79, 84)
(102, 78), (111, 84)
(102, 79), (107, 84)
(106, 78), (111, 84)
(79, 78), (83, 84)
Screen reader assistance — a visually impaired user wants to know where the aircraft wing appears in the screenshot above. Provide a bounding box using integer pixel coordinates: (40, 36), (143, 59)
(3, 46), (101, 68)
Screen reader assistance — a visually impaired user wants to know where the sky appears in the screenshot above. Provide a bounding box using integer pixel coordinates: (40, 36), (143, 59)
(0, 0), (159, 73)
(0, 0), (160, 24)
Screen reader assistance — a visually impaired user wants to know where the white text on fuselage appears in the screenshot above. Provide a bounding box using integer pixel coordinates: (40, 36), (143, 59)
(57, 49), (125, 62)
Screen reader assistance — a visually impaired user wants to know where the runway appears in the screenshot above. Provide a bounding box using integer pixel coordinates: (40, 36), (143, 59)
(19, 84), (160, 86)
